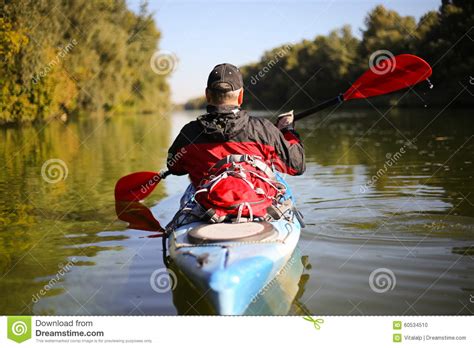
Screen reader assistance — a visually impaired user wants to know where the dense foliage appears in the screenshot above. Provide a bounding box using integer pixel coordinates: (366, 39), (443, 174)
(0, 0), (169, 125)
(185, 1), (473, 110)
(183, 96), (207, 111)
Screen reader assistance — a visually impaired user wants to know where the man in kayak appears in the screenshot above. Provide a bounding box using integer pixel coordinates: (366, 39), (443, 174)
(166, 63), (305, 222)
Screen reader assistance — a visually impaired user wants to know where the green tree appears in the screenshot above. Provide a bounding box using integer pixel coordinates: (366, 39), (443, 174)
(416, 0), (474, 91)
(191, 1), (472, 111)
(0, 0), (170, 125)
(242, 26), (359, 110)
(359, 5), (417, 60)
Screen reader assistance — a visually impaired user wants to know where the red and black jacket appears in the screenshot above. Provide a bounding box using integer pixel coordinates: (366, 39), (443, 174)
(167, 105), (305, 186)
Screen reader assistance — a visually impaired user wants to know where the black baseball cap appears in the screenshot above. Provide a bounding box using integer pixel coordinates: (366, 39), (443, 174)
(207, 63), (243, 92)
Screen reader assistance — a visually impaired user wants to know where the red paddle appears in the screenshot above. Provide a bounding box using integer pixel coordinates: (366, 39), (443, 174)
(115, 54), (432, 202)
(294, 54), (432, 120)
(115, 201), (164, 232)
(115, 170), (169, 202)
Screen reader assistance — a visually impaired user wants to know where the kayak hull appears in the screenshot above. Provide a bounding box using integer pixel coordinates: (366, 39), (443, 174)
(168, 213), (301, 315)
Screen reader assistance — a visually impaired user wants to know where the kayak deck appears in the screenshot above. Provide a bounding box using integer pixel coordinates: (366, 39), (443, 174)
(169, 215), (301, 315)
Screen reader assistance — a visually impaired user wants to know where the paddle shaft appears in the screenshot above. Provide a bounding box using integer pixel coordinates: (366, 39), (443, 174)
(294, 94), (344, 121)
(161, 170), (171, 179)
(160, 100), (344, 177)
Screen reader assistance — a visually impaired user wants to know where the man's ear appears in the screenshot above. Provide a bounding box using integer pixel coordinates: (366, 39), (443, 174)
(237, 88), (244, 105)
(205, 88), (211, 103)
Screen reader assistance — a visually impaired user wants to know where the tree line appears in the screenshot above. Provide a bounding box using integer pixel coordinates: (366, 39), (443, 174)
(185, 1), (473, 111)
(0, 0), (170, 125)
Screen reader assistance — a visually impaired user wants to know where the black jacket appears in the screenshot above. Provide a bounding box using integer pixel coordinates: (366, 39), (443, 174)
(167, 105), (305, 186)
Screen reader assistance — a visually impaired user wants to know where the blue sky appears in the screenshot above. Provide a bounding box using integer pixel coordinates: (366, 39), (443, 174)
(127, 0), (440, 103)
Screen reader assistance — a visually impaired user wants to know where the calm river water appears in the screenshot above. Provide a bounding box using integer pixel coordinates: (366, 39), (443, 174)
(0, 107), (473, 315)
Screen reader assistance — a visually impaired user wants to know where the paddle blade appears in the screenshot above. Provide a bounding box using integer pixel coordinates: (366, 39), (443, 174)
(115, 201), (164, 232)
(343, 54), (432, 101)
(114, 171), (161, 201)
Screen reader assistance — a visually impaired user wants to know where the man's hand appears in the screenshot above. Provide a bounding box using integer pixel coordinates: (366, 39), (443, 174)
(276, 110), (295, 130)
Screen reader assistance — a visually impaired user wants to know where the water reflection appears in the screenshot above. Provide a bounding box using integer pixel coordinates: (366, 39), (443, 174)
(168, 250), (311, 316)
(115, 201), (164, 233)
(0, 115), (171, 314)
(0, 108), (473, 315)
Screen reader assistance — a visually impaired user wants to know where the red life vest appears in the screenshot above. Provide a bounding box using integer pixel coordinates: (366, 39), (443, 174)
(194, 155), (285, 222)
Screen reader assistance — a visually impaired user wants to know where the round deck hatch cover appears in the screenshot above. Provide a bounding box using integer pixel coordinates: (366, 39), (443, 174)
(188, 222), (276, 243)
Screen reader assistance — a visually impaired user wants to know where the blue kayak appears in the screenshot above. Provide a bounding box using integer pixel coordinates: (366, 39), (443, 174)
(168, 176), (302, 315)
